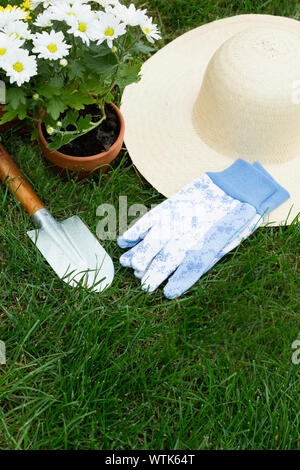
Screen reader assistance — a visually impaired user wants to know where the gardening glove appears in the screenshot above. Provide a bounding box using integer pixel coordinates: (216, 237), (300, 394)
(118, 159), (289, 298)
(162, 161), (289, 299)
(132, 162), (284, 280)
(133, 209), (261, 281)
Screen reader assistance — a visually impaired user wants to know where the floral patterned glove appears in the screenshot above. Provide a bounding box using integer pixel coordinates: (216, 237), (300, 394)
(118, 160), (289, 298)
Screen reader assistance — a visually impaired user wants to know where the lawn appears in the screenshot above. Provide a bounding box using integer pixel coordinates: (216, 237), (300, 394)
(0, 0), (299, 450)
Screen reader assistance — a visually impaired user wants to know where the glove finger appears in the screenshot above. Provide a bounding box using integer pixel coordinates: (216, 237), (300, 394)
(130, 227), (168, 272)
(134, 269), (144, 279)
(141, 239), (187, 292)
(117, 211), (154, 249)
(164, 205), (258, 299)
(119, 242), (141, 267)
(119, 226), (164, 269)
(197, 213), (262, 278)
(163, 249), (204, 299)
(134, 214), (263, 279)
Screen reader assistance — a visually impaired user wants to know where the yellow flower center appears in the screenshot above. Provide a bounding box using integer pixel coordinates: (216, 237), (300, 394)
(47, 44), (58, 53)
(0, 48), (7, 56)
(13, 62), (23, 72)
(105, 27), (114, 37)
(78, 22), (87, 32)
(144, 28), (150, 34)
(67, 12), (75, 16)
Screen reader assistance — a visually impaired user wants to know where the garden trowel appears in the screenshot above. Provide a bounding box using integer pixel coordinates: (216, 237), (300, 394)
(0, 144), (114, 292)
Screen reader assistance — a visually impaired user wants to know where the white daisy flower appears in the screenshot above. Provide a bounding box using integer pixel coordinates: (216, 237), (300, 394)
(140, 19), (161, 43)
(34, 11), (54, 28)
(33, 30), (71, 61)
(110, 3), (148, 27)
(94, 13), (126, 49)
(2, 48), (38, 86)
(0, 7), (27, 28)
(0, 32), (24, 65)
(30, 0), (53, 9)
(48, 0), (92, 26)
(67, 11), (99, 46)
(3, 21), (33, 41)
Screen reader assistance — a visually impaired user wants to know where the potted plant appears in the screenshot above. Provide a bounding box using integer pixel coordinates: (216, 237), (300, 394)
(0, 0), (161, 174)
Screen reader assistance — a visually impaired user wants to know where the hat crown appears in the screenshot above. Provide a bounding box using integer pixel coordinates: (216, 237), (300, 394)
(194, 26), (300, 163)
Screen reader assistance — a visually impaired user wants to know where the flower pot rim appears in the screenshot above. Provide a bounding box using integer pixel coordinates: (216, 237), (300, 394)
(37, 101), (124, 162)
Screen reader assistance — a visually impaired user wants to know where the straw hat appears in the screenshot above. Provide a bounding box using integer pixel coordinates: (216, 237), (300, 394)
(121, 14), (300, 226)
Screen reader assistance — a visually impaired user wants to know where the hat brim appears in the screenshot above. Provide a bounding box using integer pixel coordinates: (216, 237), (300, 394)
(121, 14), (300, 226)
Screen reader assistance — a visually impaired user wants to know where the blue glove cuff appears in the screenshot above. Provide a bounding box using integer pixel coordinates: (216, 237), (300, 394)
(207, 159), (290, 215)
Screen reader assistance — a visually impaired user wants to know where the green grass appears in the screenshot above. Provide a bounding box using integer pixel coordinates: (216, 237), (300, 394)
(1, 0), (300, 450)
(137, 0), (300, 40)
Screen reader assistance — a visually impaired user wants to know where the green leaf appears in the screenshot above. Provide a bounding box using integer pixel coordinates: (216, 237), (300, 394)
(89, 42), (112, 57)
(68, 61), (85, 80)
(116, 63), (142, 93)
(77, 114), (93, 132)
(17, 104), (27, 120)
(6, 87), (27, 110)
(62, 91), (95, 110)
(0, 106), (18, 124)
(47, 133), (78, 151)
(132, 42), (156, 54)
(84, 56), (117, 77)
(48, 76), (64, 88)
(37, 83), (64, 98)
(80, 79), (109, 96)
(46, 96), (65, 120)
(62, 109), (78, 128)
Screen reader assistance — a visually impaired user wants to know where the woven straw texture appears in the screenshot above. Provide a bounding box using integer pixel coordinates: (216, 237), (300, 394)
(121, 14), (300, 226)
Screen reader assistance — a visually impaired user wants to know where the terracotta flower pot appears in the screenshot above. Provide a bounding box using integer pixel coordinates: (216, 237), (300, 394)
(37, 102), (125, 177)
(0, 105), (18, 133)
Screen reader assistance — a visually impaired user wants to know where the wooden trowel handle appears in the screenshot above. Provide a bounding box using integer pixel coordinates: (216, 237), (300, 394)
(0, 144), (45, 215)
